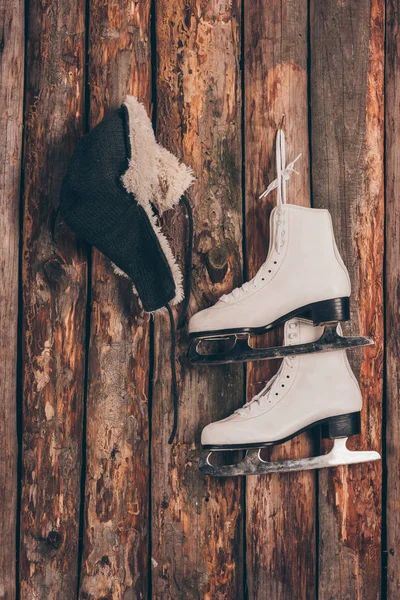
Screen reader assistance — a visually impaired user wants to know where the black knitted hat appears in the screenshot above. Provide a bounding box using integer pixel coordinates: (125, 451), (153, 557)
(60, 96), (194, 313)
(59, 97), (194, 443)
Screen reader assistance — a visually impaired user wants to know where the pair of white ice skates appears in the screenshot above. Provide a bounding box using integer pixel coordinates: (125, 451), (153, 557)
(188, 128), (381, 476)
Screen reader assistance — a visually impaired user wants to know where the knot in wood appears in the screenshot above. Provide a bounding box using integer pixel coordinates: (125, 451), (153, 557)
(99, 555), (111, 567)
(43, 258), (65, 283)
(206, 246), (229, 284)
(46, 530), (62, 550)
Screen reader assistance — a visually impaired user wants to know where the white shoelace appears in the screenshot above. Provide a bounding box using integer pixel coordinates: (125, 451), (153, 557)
(259, 128), (301, 206)
(220, 126), (301, 304)
(235, 357), (293, 416)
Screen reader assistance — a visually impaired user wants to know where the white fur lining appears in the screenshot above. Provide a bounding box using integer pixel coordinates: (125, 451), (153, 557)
(110, 262), (141, 301)
(112, 263), (129, 279)
(120, 96), (194, 307)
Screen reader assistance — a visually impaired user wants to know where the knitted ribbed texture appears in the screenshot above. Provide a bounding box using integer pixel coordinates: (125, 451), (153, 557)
(59, 108), (176, 312)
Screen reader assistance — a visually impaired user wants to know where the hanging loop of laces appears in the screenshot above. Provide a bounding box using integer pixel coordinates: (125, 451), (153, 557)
(259, 126), (301, 206)
(259, 122), (301, 254)
(220, 122), (301, 304)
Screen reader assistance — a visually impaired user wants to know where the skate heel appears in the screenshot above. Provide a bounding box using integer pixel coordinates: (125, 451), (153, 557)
(311, 297), (350, 325)
(321, 412), (361, 439)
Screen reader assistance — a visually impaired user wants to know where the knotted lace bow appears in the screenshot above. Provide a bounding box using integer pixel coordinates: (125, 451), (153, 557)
(259, 127), (301, 205)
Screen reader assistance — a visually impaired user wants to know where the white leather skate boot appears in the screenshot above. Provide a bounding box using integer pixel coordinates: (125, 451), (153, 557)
(199, 319), (381, 476)
(190, 203), (350, 332)
(189, 128), (372, 364)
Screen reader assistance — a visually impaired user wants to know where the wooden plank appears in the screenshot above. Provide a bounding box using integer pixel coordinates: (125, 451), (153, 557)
(78, 2), (152, 598)
(19, 0), (86, 597)
(0, 0), (24, 597)
(310, 1), (384, 598)
(151, 2), (244, 598)
(244, 2), (316, 598)
(385, 1), (400, 596)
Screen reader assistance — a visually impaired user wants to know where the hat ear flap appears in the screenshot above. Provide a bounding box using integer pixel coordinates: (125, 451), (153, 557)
(120, 96), (194, 306)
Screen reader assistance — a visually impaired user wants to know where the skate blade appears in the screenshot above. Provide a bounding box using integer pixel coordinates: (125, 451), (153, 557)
(189, 326), (373, 365)
(199, 438), (381, 476)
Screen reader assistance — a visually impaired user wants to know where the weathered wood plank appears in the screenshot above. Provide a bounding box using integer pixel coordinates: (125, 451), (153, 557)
(79, 2), (151, 598)
(151, 2), (244, 598)
(244, 2), (316, 598)
(0, 0), (24, 597)
(19, 0), (86, 597)
(310, 1), (384, 598)
(385, 1), (400, 596)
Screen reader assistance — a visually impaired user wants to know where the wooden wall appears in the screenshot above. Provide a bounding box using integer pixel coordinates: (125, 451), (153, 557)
(0, 0), (397, 598)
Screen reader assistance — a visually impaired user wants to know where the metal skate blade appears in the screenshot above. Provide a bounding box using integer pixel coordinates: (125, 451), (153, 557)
(189, 336), (249, 364)
(199, 439), (381, 477)
(190, 327), (373, 365)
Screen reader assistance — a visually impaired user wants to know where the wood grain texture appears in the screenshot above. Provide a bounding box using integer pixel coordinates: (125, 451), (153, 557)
(19, 0), (86, 597)
(310, 1), (384, 598)
(3, 1), (395, 597)
(244, 1), (316, 598)
(0, 0), (24, 597)
(79, 2), (151, 598)
(385, 1), (400, 596)
(152, 1), (244, 598)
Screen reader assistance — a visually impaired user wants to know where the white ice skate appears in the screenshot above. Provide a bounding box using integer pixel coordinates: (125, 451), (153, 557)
(189, 128), (372, 365)
(199, 319), (381, 476)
